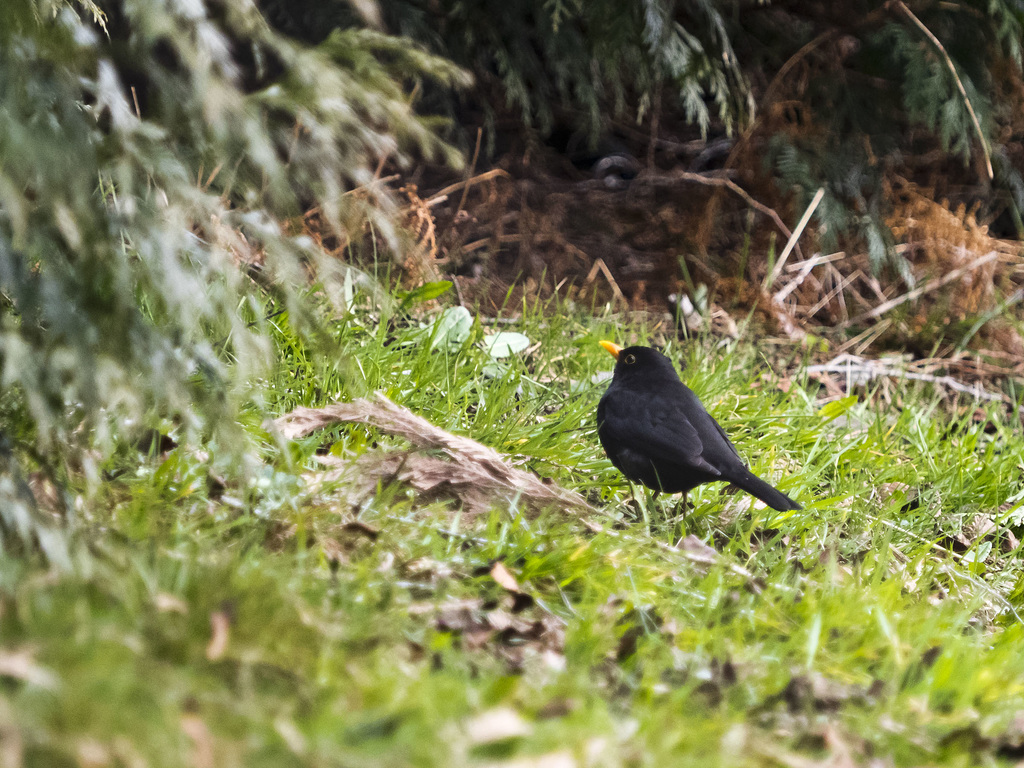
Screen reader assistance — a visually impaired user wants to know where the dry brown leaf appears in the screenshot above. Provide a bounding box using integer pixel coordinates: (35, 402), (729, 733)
(781, 672), (865, 713)
(180, 714), (215, 768)
(0, 647), (58, 689)
(465, 707), (532, 745)
(155, 593), (188, 614)
(479, 752), (576, 768)
(274, 393), (595, 518)
(435, 599), (486, 632)
(490, 562), (521, 593)
(26, 471), (64, 519)
(76, 739), (111, 768)
(0, 718), (22, 768)
(754, 723), (864, 768)
(205, 612), (230, 661)
(430, 596), (565, 671)
(675, 535), (720, 567)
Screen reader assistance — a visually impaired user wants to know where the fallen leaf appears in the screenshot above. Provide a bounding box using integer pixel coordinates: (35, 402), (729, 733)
(76, 739), (110, 768)
(490, 562), (520, 593)
(0, 647), (58, 689)
(478, 751), (575, 768)
(435, 599), (486, 633)
(205, 612), (230, 661)
(780, 672), (863, 712)
(676, 535), (719, 566)
(486, 609), (516, 632)
(483, 331), (531, 359)
(180, 714), (215, 768)
(155, 593), (188, 614)
(427, 306), (473, 350)
(465, 707), (532, 745)
(430, 597), (565, 673)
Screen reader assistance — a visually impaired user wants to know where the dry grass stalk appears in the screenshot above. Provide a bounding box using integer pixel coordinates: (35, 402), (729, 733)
(399, 185), (442, 285)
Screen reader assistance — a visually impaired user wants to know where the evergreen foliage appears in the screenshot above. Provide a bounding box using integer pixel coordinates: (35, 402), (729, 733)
(750, 1), (1024, 266)
(4, 0), (1024, 562)
(258, 0), (753, 141)
(258, 0), (1024, 267)
(0, 0), (466, 557)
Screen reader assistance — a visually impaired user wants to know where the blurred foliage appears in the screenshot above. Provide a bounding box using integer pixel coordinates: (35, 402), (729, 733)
(0, 0), (467, 556)
(261, 0), (1024, 270)
(5, 0), (1024, 560)
(753, 1), (1024, 271)
(258, 0), (753, 142)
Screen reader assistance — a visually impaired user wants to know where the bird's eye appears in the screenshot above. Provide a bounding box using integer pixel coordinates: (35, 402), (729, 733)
(624, 353), (636, 365)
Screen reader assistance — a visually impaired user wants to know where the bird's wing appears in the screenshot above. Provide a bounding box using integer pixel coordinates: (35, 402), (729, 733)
(709, 414), (743, 461)
(601, 390), (722, 477)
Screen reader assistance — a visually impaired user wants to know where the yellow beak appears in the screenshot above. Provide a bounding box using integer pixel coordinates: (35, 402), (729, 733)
(599, 340), (622, 360)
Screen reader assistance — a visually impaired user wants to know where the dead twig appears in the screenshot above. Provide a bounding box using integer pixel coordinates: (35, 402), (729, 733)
(426, 169), (511, 206)
(805, 269), (863, 319)
(582, 257), (628, 307)
(664, 170), (802, 261)
(845, 250), (999, 326)
(766, 187), (825, 290)
(833, 318), (893, 357)
(767, 296), (807, 341)
(460, 234), (521, 254)
(806, 353), (1024, 412)
(775, 251), (837, 303)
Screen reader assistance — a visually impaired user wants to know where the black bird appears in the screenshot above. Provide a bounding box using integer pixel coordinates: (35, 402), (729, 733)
(597, 341), (800, 512)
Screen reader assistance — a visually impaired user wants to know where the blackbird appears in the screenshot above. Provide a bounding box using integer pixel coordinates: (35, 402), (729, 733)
(597, 341), (800, 512)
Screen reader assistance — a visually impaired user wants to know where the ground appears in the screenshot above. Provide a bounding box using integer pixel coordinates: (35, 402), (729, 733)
(5, 290), (1024, 766)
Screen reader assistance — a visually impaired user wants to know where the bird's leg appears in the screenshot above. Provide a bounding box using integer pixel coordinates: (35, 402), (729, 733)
(672, 491), (688, 545)
(646, 490), (661, 531)
(625, 481), (641, 518)
(670, 491), (687, 521)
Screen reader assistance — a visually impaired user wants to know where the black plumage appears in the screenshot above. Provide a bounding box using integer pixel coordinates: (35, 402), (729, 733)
(596, 342), (800, 512)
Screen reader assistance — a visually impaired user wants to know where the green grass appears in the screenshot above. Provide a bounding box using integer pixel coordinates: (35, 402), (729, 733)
(4, 286), (1024, 767)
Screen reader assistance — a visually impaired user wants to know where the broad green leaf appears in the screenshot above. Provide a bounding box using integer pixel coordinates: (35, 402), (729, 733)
(483, 331), (531, 358)
(428, 306), (473, 349)
(482, 360), (509, 378)
(400, 280), (452, 308)
(817, 395), (858, 421)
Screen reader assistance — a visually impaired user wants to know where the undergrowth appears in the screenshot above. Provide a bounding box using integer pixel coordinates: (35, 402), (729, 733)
(4, 284), (1024, 767)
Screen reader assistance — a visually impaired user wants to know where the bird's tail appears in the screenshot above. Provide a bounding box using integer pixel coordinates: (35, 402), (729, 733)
(730, 470), (801, 511)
